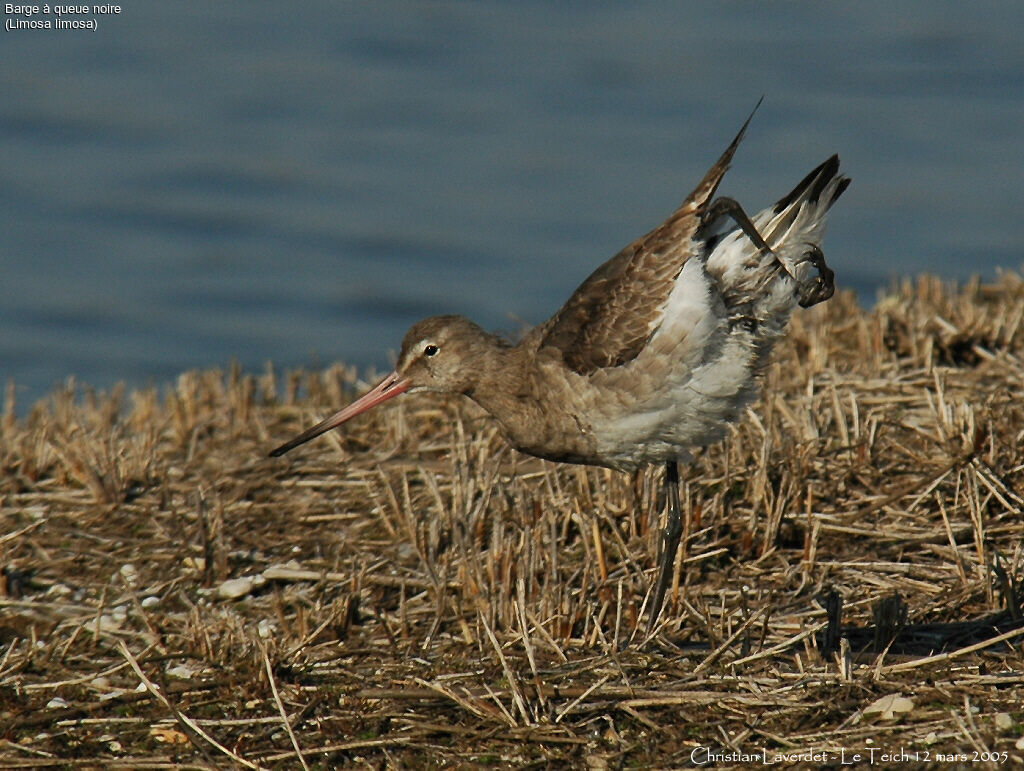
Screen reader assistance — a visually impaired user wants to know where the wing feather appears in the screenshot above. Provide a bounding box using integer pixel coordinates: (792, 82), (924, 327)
(538, 102), (760, 375)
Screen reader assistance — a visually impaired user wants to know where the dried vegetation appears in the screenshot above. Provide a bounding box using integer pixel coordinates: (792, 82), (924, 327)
(2, 273), (1024, 768)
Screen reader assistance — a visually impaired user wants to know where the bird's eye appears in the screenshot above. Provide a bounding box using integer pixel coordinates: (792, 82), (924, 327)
(424, 344), (439, 357)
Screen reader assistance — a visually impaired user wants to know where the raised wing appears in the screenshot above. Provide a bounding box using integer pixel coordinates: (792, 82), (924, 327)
(538, 103), (760, 375)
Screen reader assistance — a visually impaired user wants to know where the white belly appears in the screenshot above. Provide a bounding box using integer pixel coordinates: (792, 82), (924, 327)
(590, 255), (795, 469)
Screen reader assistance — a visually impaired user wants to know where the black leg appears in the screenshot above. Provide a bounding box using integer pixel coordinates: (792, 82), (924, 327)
(704, 197), (836, 308)
(703, 196), (773, 256)
(646, 461), (682, 636)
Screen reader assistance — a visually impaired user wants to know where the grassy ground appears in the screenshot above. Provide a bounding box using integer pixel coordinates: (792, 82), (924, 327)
(2, 274), (1024, 769)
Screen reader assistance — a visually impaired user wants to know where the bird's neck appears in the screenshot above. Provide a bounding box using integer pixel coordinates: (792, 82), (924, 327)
(460, 339), (534, 427)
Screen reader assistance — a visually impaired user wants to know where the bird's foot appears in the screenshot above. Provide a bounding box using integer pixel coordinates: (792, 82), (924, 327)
(795, 245), (835, 308)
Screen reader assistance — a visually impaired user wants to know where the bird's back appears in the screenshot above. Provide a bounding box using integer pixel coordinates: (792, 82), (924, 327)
(520, 118), (848, 471)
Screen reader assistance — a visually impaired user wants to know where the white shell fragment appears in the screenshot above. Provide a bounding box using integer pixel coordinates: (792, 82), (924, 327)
(863, 694), (914, 721)
(217, 575), (267, 600)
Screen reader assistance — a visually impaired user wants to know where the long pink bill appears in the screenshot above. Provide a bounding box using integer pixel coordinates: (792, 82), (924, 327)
(269, 371), (410, 457)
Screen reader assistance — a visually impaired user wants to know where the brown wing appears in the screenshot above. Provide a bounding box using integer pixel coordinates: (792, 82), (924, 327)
(538, 103), (759, 375)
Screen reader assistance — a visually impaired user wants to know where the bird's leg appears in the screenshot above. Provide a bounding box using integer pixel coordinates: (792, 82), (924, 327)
(704, 196), (809, 288)
(704, 196), (773, 257)
(646, 460), (682, 636)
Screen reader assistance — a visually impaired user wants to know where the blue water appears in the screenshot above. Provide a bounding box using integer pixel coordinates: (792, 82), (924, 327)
(2, 1), (1022, 409)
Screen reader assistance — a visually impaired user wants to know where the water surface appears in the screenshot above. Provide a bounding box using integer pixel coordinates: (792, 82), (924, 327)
(2, 2), (1022, 408)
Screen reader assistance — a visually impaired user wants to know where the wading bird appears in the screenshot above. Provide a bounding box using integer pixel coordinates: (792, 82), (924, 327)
(271, 106), (849, 636)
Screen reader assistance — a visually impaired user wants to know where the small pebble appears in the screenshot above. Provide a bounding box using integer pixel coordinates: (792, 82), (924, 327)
(46, 697), (69, 709)
(218, 577), (254, 599)
(96, 614), (123, 632)
(141, 595), (160, 608)
(217, 575), (266, 599)
(166, 664), (197, 679)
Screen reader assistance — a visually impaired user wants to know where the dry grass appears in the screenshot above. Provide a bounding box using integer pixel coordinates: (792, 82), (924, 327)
(2, 272), (1024, 768)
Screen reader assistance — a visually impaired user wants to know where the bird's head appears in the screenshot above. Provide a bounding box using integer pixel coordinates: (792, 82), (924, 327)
(394, 314), (493, 395)
(269, 315), (494, 457)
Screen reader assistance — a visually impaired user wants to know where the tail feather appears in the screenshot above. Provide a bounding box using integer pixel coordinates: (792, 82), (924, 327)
(705, 155), (848, 313)
(772, 155), (842, 214)
(762, 155), (849, 246)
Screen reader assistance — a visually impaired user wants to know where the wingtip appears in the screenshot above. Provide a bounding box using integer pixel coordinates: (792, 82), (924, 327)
(686, 97), (765, 211)
(727, 96), (765, 157)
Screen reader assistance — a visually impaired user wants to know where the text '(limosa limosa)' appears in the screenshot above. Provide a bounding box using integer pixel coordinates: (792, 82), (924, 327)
(271, 105), (849, 637)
